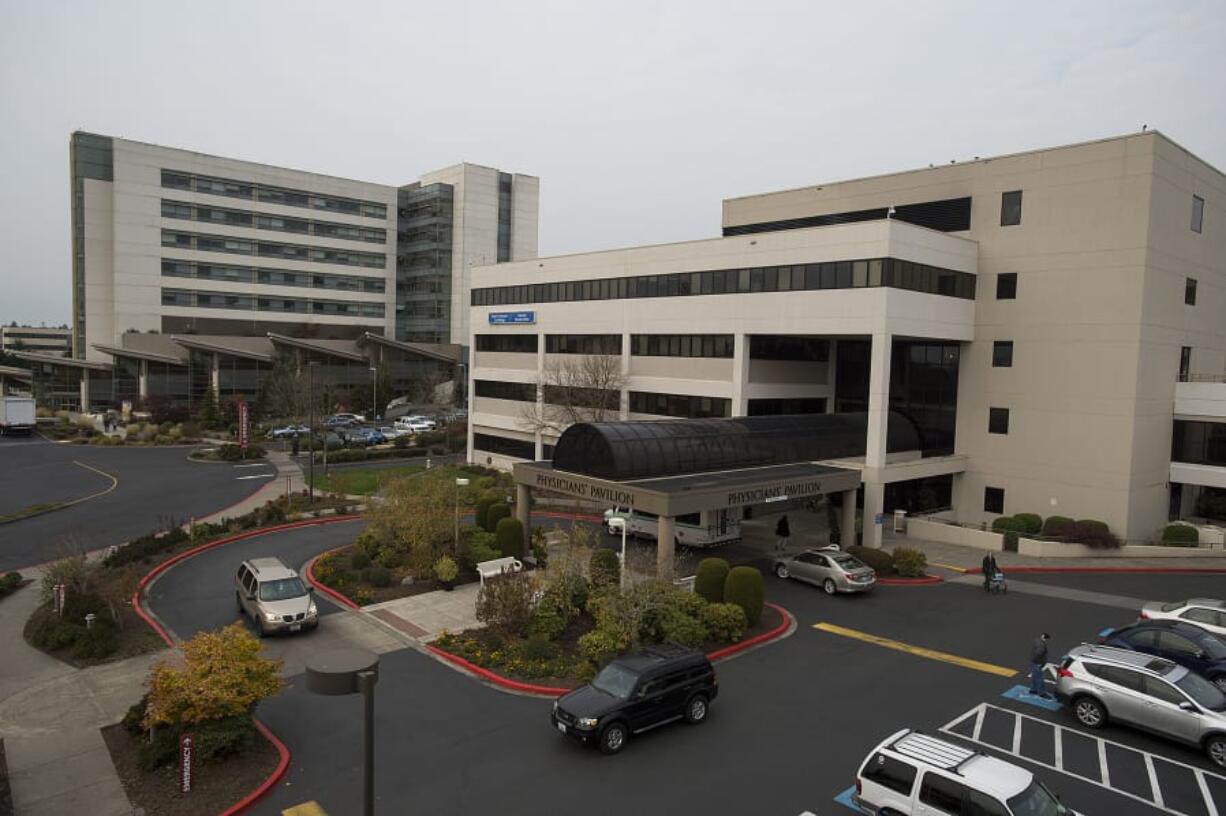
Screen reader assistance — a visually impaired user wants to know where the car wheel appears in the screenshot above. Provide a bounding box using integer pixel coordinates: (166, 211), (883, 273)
(256, 618), (269, 638)
(775, 563), (789, 579)
(235, 592), (244, 615)
(1073, 695), (1106, 729)
(823, 578), (837, 595)
(684, 694), (709, 725)
(599, 722), (628, 755)
(1207, 735), (1226, 769)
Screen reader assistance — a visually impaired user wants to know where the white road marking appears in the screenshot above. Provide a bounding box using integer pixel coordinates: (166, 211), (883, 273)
(1144, 753), (1164, 810)
(1097, 738), (1111, 788)
(1195, 770), (1219, 816)
(1054, 726), (1063, 771)
(236, 473), (276, 481)
(1011, 711), (1022, 755)
(232, 463), (270, 469)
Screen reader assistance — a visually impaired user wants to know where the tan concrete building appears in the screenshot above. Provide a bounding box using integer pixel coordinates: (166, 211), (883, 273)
(0, 325), (70, 356)
(467, 131), (1225, 545)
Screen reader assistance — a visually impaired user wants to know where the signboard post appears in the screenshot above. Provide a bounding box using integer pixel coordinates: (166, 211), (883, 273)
(238, 401), (249, 452)
(179, 732), (193, 793)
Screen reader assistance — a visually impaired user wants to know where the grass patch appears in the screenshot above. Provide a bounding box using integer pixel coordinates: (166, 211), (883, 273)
(0, 502), (63, 524)
(308, 464), (425, 496)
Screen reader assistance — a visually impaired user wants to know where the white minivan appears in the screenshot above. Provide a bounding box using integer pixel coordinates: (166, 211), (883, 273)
(853, 729), (1079, 815)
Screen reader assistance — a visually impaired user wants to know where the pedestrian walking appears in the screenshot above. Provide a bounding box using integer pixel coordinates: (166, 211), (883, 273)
(775, 514), (791, 552)
(1029, 632), (1051, 697)
(982, 552), (998, 591)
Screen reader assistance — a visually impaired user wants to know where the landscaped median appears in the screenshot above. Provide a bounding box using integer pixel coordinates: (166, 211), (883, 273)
(845, 544), (942, 584)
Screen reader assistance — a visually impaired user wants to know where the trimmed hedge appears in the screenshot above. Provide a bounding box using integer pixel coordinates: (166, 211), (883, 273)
(694, 557), (730, 603)
(1013, 513), (1043, 536)
(724, 566), (764, 626)
(475, 496), (497, 530)
(1040, 515), (1074, 536)
(1161, 524), (1199, 547)
(891, 547), (928, 578)
(495, 517), (525, 559)
(701, 602), (747, 643)
(484, 502), (510, 533)
(847, 545), (894, 574)
(103, 527), (190, 569)
(992, 516), (1026, 533)
(589, 548), (621, 590)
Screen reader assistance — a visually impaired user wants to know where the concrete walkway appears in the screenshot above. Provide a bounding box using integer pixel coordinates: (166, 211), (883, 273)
(195, 449), (305, 525)
(365, 583), (482, 642)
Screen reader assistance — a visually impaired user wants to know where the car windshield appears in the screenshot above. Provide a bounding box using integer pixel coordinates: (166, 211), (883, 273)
(1196, 632), (1226, 660)
(1175, 670), (1226, 710)
(590, 664), (639, 698)
(1007, 780), (1069, 816)
(258, 578), (308, 602)
(831, 554), (866, 570)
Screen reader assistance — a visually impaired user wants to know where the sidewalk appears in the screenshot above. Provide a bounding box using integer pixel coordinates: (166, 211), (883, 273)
(0, 573), (152, 816)
(195, 449), (306, 525)
(365, 583), (482, 642)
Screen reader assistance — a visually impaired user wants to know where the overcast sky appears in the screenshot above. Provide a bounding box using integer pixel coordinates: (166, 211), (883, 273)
(1, 0), (1223, 326)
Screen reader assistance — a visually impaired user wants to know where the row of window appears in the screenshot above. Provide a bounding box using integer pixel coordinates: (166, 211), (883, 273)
(629, 391), (731, 419)
(160, 288), (385, 317)
(749, 335), (830, 362)
(161, 260), (385, 293)
(162, 230), (386, 269)
(545, 334), (622, 355)
(472, 257), (977, 307)
(476, 334), (538, 353)
(631, 334), (735, 359)
(473, 432), (536, 460)
(161, 170), (387, 220)
(542, 385), (619, 410)
(474, 379), (535, 402)
(162, 200), (387, 244)
(746, 397), (827, 415)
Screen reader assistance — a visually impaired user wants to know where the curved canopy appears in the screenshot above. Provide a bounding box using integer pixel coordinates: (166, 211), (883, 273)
(552, 412), (921, 481)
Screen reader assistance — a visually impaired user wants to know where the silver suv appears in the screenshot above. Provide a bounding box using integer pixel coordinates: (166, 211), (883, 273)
(1055, 644), (1226, 768)
(235, 557), (318, 637)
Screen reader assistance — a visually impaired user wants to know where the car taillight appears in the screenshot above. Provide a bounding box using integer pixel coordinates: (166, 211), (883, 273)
(1139, 611), (1149, 620)
(1057, 667), (1074, 678)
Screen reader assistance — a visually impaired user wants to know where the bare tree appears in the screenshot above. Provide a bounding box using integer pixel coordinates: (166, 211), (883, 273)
(519, 355), (625, 437)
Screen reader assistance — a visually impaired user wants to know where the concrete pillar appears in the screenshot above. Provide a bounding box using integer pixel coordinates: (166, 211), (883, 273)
(619, 331), (631, 420)
(731, 333), (750, 416)
(516, 483), (531, 543)
(138, 360), (148, 402)
(210, 353), (220, 396)
(79, 368), (89, 413)
(656, 515), (676, 581)
(862, 482), (886, 549)
(864, 332), (891, 467)
(841, 488), (858, 548)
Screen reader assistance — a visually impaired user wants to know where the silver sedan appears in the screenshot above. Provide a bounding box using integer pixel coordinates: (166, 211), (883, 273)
(774, 547), (876, 595)
(1141, 598), (1226, 639)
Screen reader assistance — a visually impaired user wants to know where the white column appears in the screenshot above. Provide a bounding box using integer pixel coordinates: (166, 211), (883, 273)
(619, 331), (631, 420)
(79, 368), (89, 413)
(841, 488), (858, 548)
(731, 333), (750, 417)
(862, 482), (886, 549)
(657, 515), (676, 580)
(138, 360), (148, 402)
(516, 483), (531, 541)
(863, 332), (891, 549)
(533, 332), (545, 460)
(210, 352), (220, 395)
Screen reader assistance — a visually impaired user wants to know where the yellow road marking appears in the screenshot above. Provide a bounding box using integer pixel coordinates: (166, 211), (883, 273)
(283, 802), (329, 816)
(813, 622), (1017, 678)
(70, 460), (119, 502)
(931, 561), (969, 574)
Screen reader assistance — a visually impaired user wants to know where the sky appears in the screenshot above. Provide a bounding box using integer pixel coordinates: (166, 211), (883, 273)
(1, 0), (1223, 326)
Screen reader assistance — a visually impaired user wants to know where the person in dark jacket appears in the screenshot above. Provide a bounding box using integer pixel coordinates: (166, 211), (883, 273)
(775, 515), (791, 552)
(982, 553), (999, 591)
(1030, 633), (1051, 697)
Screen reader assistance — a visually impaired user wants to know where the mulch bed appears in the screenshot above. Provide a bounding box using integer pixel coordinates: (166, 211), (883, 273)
(0, 738), (12, 816)
(23, 599), (165, 669)
(315, 544), (479, 606)
(102, 722), (279, 816)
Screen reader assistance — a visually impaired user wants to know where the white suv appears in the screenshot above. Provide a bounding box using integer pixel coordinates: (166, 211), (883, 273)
(854, 729), (1079, 815)
(235, 557), (319, 637)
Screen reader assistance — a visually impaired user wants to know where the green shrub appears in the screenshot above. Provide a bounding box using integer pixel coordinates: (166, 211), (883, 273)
(31, 615), (82, 651)
(193, 714), (256, 762)
(216, 443), (265, 461)
(434, 555), (458, 582)
(462, 528), (502, 568)
(578, 628), (625, 667)
(1013, 513), (1044, 536)
(484, 502), (510, 533)
(657, 607), (707, 648)
(351, 550), (372, 570)
(528, 592), (569, 640)
(73, 621), (119, 660)
(846, 545), (894, 574)
(1069, 520), (1120, 549)
(1076, 519), (1109, 533)
(475, 570), (536, 637)
(701, 602), (747, 643)
(1161, 524), (1199, 547)
(694, 557), (730, 603)
(375, 548), (405, 569)
(368, 565), (393, 587)
(474, 495), (496, 529)
(354, 528), (383, 557)
(1041, 515), (1075, 537)
(891, 547), (928, 578)
(589, 548), (621, 590)
(992, 516), (1025, 533)
(0, 571), (22, 596)
(724, 566), (764, 626)
(104, 527), (190, 568)
(519, 634), (560, 662)
(138, 723), (180, 770)
(495, 517), (525, 559)
(122, 697), (146, 735)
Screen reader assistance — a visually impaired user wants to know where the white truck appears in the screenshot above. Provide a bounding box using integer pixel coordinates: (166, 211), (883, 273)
(0, 396), (36, 435)
(603, 506), (740, 548)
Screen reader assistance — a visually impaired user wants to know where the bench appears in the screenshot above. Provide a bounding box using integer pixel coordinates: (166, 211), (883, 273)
(477, 556), (523, 585)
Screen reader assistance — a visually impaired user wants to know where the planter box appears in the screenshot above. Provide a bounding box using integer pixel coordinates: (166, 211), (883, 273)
(905, 517), (1003, 551)
(1018, 538), (1226, 558)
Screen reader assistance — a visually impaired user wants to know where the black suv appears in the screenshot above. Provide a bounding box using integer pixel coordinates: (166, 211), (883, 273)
(550, 644), (718, 754)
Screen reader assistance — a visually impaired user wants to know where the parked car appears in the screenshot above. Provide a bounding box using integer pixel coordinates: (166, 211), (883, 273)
(550, 644), (717, 755)
(854, 729), (1079, 815)
(377, 425), (407, 440)
(1098, 619), (1226, 692)
(267, 424), (309, 439)
(345, 428), (386, 447)
(1055, 644), (1226, 768)
(1141, 598), (1226, 639)
(773, 546), (876, 595)
(234, 557), (318, 637)
(395, 416), (436, 433)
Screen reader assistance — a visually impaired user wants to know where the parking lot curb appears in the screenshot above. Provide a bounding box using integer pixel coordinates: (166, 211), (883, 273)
(968, 565), (1226, 574)
(303, 546), (361, 610)
(131, 515), (361, 815)
(877, 574), (943, 585)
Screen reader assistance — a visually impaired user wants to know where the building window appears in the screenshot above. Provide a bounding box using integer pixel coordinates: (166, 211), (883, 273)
(1180, 346), (1192, 382)
(631, 334), (734, 358)
(992, 341), (1014, 368)
(749, 335), (829, 361)
(475, 334), (537, 353)
(472, 432), (536, 460)
(474, 379), (536, 402)
(984, 486), (1005, 514)
(747, 397), (826, 416)
(1186, 278), (1197, 306)
(995, 273), (1017, 300)
(988, 407), (1010, 435)
(629, 391), (731, 419)
(1191, 195), (1204, 233)
(1172, 420), (1226, 466)
(1000, 191), (1023, 226)
(545, 334), (622, 355)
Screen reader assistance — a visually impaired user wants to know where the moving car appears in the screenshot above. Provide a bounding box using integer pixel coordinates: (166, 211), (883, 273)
(267, 424), (309, 439)
(550, 644), (717, 755)
(1098, 619), (1226, 692)
(234, 557), (318, 637)
(854, 729), (1079, 815)
(1055, 644), (1226, 768)
(1141, 598), (1226, 639)
(773, 546), (876, 595)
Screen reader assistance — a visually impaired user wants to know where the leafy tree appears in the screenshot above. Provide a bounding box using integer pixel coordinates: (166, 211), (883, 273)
(195, 386), (221, 429)
(365, 469), (479, 575)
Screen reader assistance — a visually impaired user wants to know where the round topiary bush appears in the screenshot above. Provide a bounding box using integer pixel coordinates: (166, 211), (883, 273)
(846, 545), (894, 574)
(475, 495), (496, 530)
(1013, 513), (1044, 536)
(1161, 523), (1199, 547)
(495, 517), (525, 559)
(723, 566), (764, 626)
(694, 557), (730, 603)
(485, 502), (510, 533)
(701, 602), (747, 643)
(589, 548), (621, 590)
(891, 547), (928, 578)
(1040, 515), (1075, 537)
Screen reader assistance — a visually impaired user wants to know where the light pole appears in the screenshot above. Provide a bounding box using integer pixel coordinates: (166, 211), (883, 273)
(454, 477), (470, 556)
(305, 649), (379, 816)
(369, 365), (378, 422)
(307, 361), (318, 506)
(620, 509), (632, 590)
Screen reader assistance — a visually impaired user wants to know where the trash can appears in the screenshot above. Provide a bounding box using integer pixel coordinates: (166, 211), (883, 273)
(893, 509), (908, 533)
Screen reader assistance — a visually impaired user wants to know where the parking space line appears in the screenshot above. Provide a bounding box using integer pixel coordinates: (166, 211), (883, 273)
(941, 702), (1226, 816)
(812, 622), (1018, 677)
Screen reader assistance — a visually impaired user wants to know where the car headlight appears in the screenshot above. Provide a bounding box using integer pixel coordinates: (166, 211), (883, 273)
(552, 701), (559, 713)
(263, 612), (280, 623)
(578, 717), (599, 728)
(307, 601), (318, 617)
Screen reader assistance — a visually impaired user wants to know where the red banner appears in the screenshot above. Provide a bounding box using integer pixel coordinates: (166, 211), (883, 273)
(179, 732), (193, 793)
(238, 401), (249, 451)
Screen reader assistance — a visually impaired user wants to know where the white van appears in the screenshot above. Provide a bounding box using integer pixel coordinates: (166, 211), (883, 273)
(853, 729), (1079, 816)
(394, 415), (437, 433)
(603, 507), (740, 548)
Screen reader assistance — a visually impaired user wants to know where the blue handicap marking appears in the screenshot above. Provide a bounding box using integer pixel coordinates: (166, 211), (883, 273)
(833, 785), (870, 813)
(1002, 684), (1062, 711)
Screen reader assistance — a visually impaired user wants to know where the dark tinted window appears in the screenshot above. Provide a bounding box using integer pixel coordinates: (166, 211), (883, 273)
(1000, 191), (1023, 226)
(1180, 347), (1192, 382)
(1127, 629), (1161, 650)
(861, 753), (916, 795)
(992, 341), (1013, 368)
(1101, 665), (1145, 691)
(984, 487), (1004, 514)
(919, 773), (966, 813)
(1186, 278), (1198, 305)
(1161, 631), (1202, 656)
(1181, 607), (1218, 625)
(988, 407), (1010, 435)
(968, 790), (1009, 816)
(1143, 676), (1187, 705)
(996, 273), (1017, 300)
(1192, 195), (1204, 233)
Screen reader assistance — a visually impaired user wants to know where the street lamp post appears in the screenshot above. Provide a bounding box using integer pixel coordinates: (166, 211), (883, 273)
(305, 649), (379, 816)
(454, 477), (470, 556)
(369, 365), (378, 422)
(307, 362), (318, 506)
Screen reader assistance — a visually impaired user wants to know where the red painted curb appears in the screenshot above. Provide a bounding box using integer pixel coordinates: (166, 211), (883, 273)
(706, 602), (792, 661)
(303, 547), (360, 610)
(130, 515), (361, 815)
(878, 575), (944, 585)
(967, 566), (1226, 575)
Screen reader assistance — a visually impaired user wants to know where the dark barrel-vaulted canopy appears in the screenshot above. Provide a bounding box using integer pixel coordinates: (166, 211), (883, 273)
(551, 412), (921, 481)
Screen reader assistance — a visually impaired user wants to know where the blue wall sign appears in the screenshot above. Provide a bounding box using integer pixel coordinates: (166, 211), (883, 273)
(488, 311), (536, 325)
